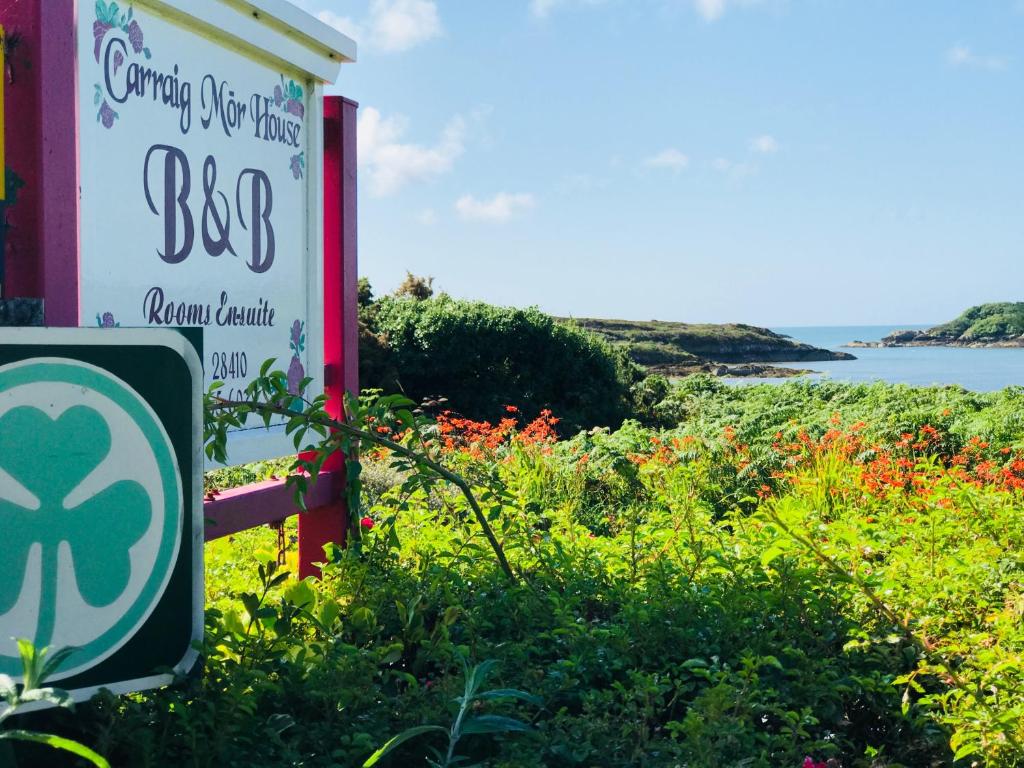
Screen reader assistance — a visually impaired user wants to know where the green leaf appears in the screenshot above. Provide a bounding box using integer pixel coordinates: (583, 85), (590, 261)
(759, 546), (786, 568)
(240, 593), (260, 619)
(362, 725), (447, 767)
(460, 715), (533, 735)
(952, 743), (980, 761)
(40, 646), (74, 682)
(380, 643), (404, 665)
(470, 659), (499, 690)
(284, 579), (315, 609)
(0, 730), (111, 767)
(475, 688), (542, 706)
(266, 713), (294, 736)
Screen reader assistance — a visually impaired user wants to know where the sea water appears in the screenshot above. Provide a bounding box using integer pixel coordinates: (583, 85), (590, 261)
(725, 325), (1024, 392)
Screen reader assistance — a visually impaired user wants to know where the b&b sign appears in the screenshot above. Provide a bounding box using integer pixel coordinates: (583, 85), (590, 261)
(0, 328), (202, 699)
(77, 0), (353, 465)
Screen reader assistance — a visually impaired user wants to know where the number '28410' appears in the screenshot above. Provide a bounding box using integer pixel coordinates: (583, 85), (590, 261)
(211, 351), (247, 381)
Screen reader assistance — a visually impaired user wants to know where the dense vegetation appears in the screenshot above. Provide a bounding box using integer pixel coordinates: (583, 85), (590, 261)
(360, 288), (639, 432)
(14, 378), (1024, 767)
(357, 277), (860, 430)
(886, 302), (1024, 344)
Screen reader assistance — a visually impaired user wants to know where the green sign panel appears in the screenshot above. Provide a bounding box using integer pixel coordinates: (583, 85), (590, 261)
(0, 328), (202, 699)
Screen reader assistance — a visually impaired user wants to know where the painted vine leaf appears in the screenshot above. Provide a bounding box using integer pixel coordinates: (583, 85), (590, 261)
(0, 405), (150, 644)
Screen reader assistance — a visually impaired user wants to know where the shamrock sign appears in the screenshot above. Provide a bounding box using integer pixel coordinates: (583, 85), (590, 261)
(0, 335), (197, 691)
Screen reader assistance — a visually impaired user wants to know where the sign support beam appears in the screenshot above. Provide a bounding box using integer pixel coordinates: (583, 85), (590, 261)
(298, 95), (358, 579)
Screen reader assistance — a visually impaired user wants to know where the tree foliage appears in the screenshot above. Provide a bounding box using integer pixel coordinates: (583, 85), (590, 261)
(928, 301), (1024, 340)
(361, 288), (640, 432)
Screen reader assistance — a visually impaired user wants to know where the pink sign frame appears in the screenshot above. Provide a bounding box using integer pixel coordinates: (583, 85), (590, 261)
(0, 0), (359, 578)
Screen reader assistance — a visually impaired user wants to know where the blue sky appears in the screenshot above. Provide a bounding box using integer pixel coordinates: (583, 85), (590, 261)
(294, 0), (1024, 326)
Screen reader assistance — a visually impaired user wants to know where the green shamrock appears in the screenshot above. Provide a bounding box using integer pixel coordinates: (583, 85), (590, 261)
(0, 405), (151, 649)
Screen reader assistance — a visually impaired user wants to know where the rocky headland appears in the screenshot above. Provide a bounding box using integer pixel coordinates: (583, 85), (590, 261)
(846, 303), (1024, 349)
(566, 317), (854, 378)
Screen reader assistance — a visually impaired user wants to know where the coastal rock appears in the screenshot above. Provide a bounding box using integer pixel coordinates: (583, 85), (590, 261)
(883, 329), (923, 344)
(844, 340), (881, 348)
(566, 317), (857, 369)
(648, 361), (814, 379)
(874, 303), (1024, 348)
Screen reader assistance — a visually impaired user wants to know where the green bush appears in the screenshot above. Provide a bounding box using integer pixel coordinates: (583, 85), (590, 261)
(26, 378), (1024, 767)
(364, 295), (639, 432)
(928, 302), (1024, 340)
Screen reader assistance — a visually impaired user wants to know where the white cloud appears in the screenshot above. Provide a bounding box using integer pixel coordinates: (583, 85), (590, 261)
(712, 157), (753, 178)
(455, 192), (535, 222)
(530, 0), (607, 19)
(750, 134), (779, 154)
(369, 0), (442, 52)
(316, 10), (363, 41)
(530, 0), (762, 21)
(693, 0), (767, 22)
(358, 107), (465, 197)
(530, 0), (561, 17)
(316, 0), (441, 53)
(416, 208), (437, 225)
(644, 148), (690, 172)
(695, 0), (727, 20)
(947, 44), (1005, 71)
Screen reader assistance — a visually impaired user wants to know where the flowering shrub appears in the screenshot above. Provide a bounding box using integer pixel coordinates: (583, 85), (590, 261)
(435, 406), (560, 456)
(31, 379), (1024, 767)
(362, 294), (639, 431)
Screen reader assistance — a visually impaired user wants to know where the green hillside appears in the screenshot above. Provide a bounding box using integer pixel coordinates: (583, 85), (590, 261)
(881, 302), (1024, 346)
(928, 302), (1024, 340)
(566, 317), (853, 367)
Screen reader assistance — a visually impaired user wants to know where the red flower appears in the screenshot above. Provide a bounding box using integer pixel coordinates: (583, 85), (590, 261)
(803, 758), (827, 768)
(360, 516), (374, 530)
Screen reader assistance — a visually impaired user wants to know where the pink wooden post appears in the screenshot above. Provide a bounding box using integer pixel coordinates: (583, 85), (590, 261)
(38, 0), (79, 326)
(1, 0), (79, 321)
(297, 95), (359, 579)
(1, 0), (43, 300)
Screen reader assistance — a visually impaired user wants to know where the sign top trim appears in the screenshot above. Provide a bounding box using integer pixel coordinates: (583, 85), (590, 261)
(245, 0), (358, 62)
(144, 0), (356, 83)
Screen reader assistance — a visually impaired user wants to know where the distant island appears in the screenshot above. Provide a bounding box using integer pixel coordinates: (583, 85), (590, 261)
(566, 317), (854, 377)
(847, 303), (1024, 349)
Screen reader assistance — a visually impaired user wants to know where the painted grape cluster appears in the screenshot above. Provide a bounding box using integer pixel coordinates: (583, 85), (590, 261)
(92, 1), (152, 129)
(286, 319), (305, 394)
(289, 152), (305, 180)
(95, 311), (120, 328)
(272, 75), (305, 119)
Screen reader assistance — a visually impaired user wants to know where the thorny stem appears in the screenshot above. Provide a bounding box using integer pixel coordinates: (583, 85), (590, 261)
(209, 397), (517, 583)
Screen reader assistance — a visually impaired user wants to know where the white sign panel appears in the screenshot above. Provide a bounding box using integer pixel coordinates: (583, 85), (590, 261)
(77, 0), (340, 464)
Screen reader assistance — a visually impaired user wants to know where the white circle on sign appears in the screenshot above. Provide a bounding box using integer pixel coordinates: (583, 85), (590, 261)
(0, 358), (182, 681)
